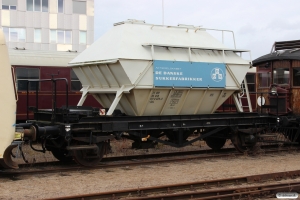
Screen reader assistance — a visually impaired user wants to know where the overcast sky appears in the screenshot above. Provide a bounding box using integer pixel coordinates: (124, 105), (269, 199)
(94, 0), (300, 60)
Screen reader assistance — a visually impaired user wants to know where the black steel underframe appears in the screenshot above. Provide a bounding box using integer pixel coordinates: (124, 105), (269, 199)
(29, 111), (277, 148)
(70, 113), (276, 132)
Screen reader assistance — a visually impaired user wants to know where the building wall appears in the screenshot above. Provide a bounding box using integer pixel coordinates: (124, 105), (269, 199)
(0, 0), (94, 52)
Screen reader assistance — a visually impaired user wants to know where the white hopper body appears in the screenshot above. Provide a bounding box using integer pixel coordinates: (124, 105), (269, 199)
(69, 20), (251, 116)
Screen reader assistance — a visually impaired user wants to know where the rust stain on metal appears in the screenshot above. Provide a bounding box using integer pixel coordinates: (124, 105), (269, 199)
(246, 170), (300, 183)
(291, 88), (300, 114)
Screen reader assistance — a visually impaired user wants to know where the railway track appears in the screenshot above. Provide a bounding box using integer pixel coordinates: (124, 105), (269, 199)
(1, 146), (298, 177)
(43, 169), (300, 200)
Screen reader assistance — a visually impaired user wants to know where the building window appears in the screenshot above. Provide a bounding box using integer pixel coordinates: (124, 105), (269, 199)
(71, 69), (82, 91)
(58, 0), (64, 13)
(34, 29), (41, 43)
(50, 30), (72, 44)
(73, 0), (86, 14)
(2, 0), (17, 10)
(293, 67), (300, 87)
(2, 27), (26, 42)
(79, 31), (86, 44)
(273, 68), (289, 85)
(16, 68), (40, 91)
(27, 0), (48, 12)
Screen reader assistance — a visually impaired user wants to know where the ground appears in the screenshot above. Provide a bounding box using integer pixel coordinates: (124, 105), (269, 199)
(0, 139), (299, 199)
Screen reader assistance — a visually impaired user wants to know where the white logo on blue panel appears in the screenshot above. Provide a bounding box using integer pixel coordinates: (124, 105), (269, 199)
(211, 68), (224, 82)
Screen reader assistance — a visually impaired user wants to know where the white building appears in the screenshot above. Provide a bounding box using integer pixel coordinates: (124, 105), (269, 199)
(0, 0), (94, 52)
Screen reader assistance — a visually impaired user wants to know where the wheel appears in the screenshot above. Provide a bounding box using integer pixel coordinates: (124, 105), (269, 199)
(231, 133), (256, 153)
(51, 149), (73, 162)
(73, 142), (108, 167)
(205, 137), (226, 150)
(0, 144), (19, 169)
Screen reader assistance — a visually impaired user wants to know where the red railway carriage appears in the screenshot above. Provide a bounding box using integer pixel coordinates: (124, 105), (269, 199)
(252, 40), (300, 115)
(9, 49), (101, 122)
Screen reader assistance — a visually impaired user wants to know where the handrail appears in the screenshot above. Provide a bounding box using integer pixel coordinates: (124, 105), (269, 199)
(26, 78), (69, 124)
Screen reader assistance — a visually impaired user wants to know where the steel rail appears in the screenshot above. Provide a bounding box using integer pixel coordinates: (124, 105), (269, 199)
(11, 144), (288, 169)
(0, 146), (298, 176)
(43, 170), (300, 200)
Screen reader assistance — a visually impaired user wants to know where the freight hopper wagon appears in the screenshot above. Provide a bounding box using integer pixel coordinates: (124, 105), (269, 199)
(1, 20), (285, 169)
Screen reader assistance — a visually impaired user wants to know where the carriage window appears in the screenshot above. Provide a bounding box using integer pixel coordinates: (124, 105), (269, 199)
(293, 67), (300, 86)
(245, 74), (255, 92)
(258, 72), (271, 88)
(15, 68), (40, 91)
(273, 68), (289, 85)
(71, 70), (82, 91)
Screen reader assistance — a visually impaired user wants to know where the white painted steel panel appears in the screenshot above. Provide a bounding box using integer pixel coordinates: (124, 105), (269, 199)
(9, 10), (17, 26)
(41, 43), (49, 50)
(78, 44), (87, 52)
(64, 14), (72, 30)
(79, 15), (87, 30)
(49, 43), (57, 51)
(72, 15), (79, 30)
(25, 11), (33, 28)
(26, 28), (33, 42)
(70, 21), (251, 116)
(49, 0), (57, 13)
(87, 30), (93, 45)
(57, 44), (72, 51)
(72, 44), (79, 52)
(9, 42), (18, 48)
(33, 43), (41, 50)
(87, 16), (93, 32)
(24, 42), (33, 50)
(87, 0), (94, 16)
(33, 12), (42, 27)
(3, 0), (16, 4)
(0, 30), (16, 159)
(18, 0), (26, 11)
(72, 30), (79, 45)
(41, 28), (49, 43)
(9, 49), (78, 66)
(1, 10), (10, 26)
(57, 14), (64, 29)
(65, 0), (72, 14)
(16, 42), (26, 49)
(41, 13), (49, 28)
(17, 11), (26, 27)
(49, 13), (57, 29)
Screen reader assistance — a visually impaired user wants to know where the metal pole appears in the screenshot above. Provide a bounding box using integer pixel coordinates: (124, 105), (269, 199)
(277, 93), (279, 116)
(36, 81), (38, 121)
(27, 81), (29, 120)
(261, 93), (263, 114)
(162, 0), (164, 25)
